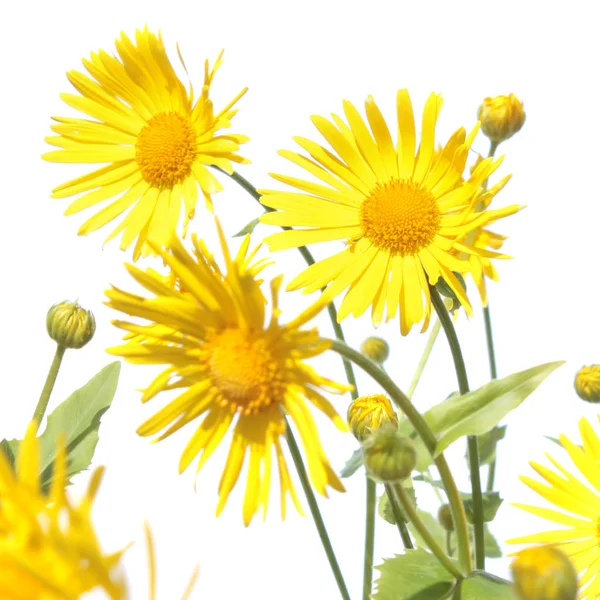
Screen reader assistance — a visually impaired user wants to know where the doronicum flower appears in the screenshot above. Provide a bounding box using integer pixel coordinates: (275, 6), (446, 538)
(511, 546), (578, 600)
(46, 300), (96, 349)
(478, 94), (526, 145)
(574, 365), (600, 403)
(347, 394), (398, 442)
(362, 427), (416, 482)
(260, 91), (520, 334)
(43, 28), (248, 260)
(0, 423), (127, 599)
(105, 221), (349, 525)
(360, 336), (390, 364)
(507, 416), (600, 599)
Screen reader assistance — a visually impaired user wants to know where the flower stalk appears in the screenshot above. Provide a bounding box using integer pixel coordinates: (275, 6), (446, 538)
(32, 344), (66, 432)
(384, 483), (414, 549)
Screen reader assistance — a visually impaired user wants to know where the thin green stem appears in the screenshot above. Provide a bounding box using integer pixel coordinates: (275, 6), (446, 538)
(362, 478), (376, 600)
(429, 286), (485, 570)
(32, 345), (66, 432)
(407, 319), (441, 399)
(328, 339), (472, 574)
(384, 483), (414, 549)
(486, 459), (497, 494)
(446, 531), (453, 557)
(285, 421), (351, 600)
(391, 483), (462, 580)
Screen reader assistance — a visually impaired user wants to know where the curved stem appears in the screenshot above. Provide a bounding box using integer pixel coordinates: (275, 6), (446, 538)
(328, 338), (472, 574)
(32, 345), (66, 432)
(285, 420), (351, 600)
(429, 286), (485, 571)
(384, 483), (414, 549)
(391, 483), (462, 580)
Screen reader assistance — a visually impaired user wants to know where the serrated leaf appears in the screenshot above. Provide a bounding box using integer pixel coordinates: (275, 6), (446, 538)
(378, 483), (416, 526)
(233, 217), (261, 237)
(398, 418), (433, 472)
(39, 362), (121, 489)
(374, 549), (457, 600)
(455, 572), (516, 599)
(408, 510), (446, 552)
(463, 492), (503, 523)
(473, 426), (506, 465)
(340, 448), (363, 478)
(425, 362), (564, 456)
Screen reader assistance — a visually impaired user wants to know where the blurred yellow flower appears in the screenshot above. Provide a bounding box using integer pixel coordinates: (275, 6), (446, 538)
(478, 93), (525, 144)
(44, 27), (248, 260)
(260, 91), (520, 334)
(574, 365), (600, 403)
(507, 417), (600, 599)
(0, 424), (126, 599)
(106, 222), (349, 525)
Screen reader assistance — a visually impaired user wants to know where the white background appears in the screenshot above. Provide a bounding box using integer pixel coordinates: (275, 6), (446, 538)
(1, 0), (599, 598)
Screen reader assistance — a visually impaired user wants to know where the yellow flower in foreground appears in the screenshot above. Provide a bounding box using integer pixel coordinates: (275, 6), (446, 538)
(507, 417), (600, 599)
(0, 424), (126, 599)
(43, 27), (248, 260)
(575, 366), (600, 403)
(105, 223), (348, 525)
(260, 91), (521, 334)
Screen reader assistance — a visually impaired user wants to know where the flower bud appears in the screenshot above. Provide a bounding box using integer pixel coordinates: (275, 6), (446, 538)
(348, 394), (398, 442)
(477, 94), (525, 144)
(438, 504), (454, 532)
(511, 546), (577, 600)
(574, 365), (600, 403)
(46, 301), (96, 349)
(362, 427), (416, 482)
(360, 337), (390, 364)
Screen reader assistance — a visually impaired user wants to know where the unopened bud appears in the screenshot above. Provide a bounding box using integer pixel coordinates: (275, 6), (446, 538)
(574, 365), (600, 403)
(46, 301), (96, 349)
(360, 337), (390, 364)
(511, 546), (577, 600)
(478, 94), (525, 145)
(348, 395), (398, 442)
(362, 427), (416, 482)
(438, 504), (454, 532)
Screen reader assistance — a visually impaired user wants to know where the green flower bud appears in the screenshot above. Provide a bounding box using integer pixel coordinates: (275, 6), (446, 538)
(46, 301), (96, 349)
(477, 94), (526, 144)
(362, 427), (416, 483)
(347, 394), (398, 442)
(511, 546), (577, 600)
(438, 504), (454, 532)
(574, 365), (600, 403)
(360, 337), (390, 364)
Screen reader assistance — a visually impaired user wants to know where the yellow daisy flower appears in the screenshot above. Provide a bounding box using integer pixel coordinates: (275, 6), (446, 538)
(0, 423), (127, 599)
(260, 91), (521, 334)
(43, 27), (249, 260)
(105, 222), (349, 525)
(507, 417), (600, 599)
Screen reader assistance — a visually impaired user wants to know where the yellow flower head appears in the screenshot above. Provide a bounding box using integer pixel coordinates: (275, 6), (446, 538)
(43, 27), (249, 260)
(0, 424), (127, 599)
(477, 93), (526, 144)
(507, 416), (600, 599)
(347, 394), (398, 442)
(260, 91), (521, 334)
(46, 300), (96, 349)
(574, 365), (600, 403)
(511, 546), (578, 600)
(105, 222), (349, 525)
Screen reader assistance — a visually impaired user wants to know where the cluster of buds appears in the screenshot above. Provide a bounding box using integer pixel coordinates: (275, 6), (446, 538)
(347, 393), (415, 483)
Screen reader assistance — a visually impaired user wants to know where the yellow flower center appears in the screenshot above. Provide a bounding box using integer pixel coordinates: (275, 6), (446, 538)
(136, 112), (198, 189)
(205, 328), (285, 415)
(359, 179), (441, 255)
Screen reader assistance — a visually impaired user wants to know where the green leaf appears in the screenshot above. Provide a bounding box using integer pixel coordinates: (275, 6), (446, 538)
(39, 362), (121, 489)
(340, 448), (363, 478)
(483, 525), (502, 558)
(454, 572), (516, 599)
(408, 510), (446, 552)
(378, 483), (417, 526)
(425, 361), (564, 455)
(0, 438), (19, 468)
(233, 217), (261, 237)
(398, 417), (433, 472)
(474, 425), (506, 465)
(463, 492), (503, 523)
(373, 549), (458, 600)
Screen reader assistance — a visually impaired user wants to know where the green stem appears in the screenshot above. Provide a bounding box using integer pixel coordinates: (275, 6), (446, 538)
(32, 345), (66, 432)
(285, 420), (351, 600)
(429, 286), (485, 570)
(446, 531), (453, 557)
(391, 483), (461, 580)
(362, 478), (376, 600)
(384, 483), (414, 549)
(407, 319), (441, 399)
(328, 339), (472, 574)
